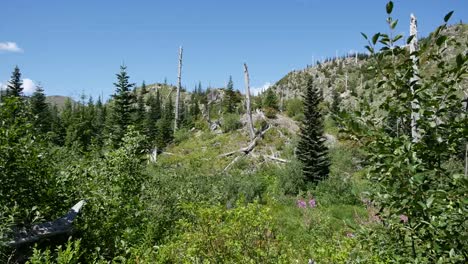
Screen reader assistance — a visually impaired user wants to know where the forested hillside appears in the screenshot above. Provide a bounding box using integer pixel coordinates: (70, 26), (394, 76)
(0, 2), (467, 263)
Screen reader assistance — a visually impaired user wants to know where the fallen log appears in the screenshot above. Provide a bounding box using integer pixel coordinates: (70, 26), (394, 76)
(264, 155), (290, 163)
(219, 124), (271, 158)
(8, 200), (86, 247)
(221, 125), (272, 171)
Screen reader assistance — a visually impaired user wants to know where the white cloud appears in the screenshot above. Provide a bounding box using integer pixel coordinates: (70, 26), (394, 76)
(0, 42), (23, 53)
(250, 82), (271, 96)
(22, 78), (36, 95)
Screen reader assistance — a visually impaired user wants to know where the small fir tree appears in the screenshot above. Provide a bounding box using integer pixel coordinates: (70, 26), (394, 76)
(30, 84), (52, 134)
(110, 65), (135, 146)
(224, 76), (236, 113)
(297, 76), (330, 183)
(6, 66), (23, 98)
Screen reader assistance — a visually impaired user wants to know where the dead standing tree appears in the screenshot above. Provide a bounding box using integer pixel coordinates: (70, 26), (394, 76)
(244, 63), (255, 140)
(409, 14), (421, 142)
(174, 46), (183, 132)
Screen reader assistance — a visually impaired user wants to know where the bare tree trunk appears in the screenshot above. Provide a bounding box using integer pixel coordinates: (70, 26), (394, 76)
(345, 72), (348, 92)
(410, 14), (421, 143)
(280, 86), (284, 112)
(244, 63), (255, 140)
(464, 91), (468, 177)
(175, 46), (183, 132)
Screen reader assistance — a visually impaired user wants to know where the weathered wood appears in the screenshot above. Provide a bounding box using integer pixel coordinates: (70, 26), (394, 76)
(8, 200), (86, 247)
(175, 46), (183, 132)
(409, 14), (421, 142)
(223, 155), (244, 172)
(219, 124), (271, 158)
(264, 155), (290, 163)
(243, 63), (256, 140)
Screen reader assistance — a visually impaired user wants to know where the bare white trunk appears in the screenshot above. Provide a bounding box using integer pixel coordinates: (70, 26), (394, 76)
(355, 52), (358, 65)
(175, 46), (183, 131)
(345, 72), (348, 91)
(464, 91), (468, 177)
(410, 14), (421, 142)
(243, 63), (255, 140)
(280, 86), (284, 112)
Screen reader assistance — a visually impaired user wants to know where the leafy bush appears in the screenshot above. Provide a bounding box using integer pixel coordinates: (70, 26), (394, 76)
(221, 113), (241, 132)
(157, 201), (295, 263)
(274, 160), (305, 195)
(173, 127), (191, 144)
(263, 106), (278, 118)
(341, 3), (468, 262)
(27, 240), (82, 264)
(285, 98), (303, 118)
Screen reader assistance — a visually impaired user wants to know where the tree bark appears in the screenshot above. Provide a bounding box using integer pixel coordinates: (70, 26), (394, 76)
(244, 63), (255, 140)
(175, 46), (183, 132)
(410, 14), (421, 142)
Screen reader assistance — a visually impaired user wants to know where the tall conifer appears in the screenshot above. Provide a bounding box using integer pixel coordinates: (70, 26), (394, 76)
(297, 76), (330, 183)
(110, 65), (135, 146)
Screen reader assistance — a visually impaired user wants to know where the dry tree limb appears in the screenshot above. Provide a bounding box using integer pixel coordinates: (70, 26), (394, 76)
(8, 200), (86, 247)
(223, 155), (245, 172)
(264, 155), (290, 163)
(219, 125), (271, 158)
(221, 125), (272, 171)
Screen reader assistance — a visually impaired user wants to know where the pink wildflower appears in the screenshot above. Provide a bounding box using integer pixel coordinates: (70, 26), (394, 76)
(297, 199), (307, 208)
(308, 199), (316, 208)
(399, 214), (408, 223)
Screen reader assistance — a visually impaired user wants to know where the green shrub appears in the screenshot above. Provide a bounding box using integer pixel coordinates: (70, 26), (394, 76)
(275, 160), (305, 195)
(285, 98), (303, 118)
(221, 113), (241, 132)
(157, 201), (296, 263)
(173, 127), (191, 144)
(263, 107), (278, 118)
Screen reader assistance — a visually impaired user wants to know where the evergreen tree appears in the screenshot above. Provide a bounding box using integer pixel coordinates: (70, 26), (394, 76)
(110, 65), (135, 146)
(145, 90), (161, 146)
(140, 80), (148, 95)
(94, 96), (107, 146)
(297, 77), (330, 183)
(50, 104), (65, 145)
(263, 88), (278, 110)
(156, 97), (174, 149)
(30, 84), (52, 134)
(330, 88), (341, 116)
(133, 82), (147, 133)
(224, 76), (236, 113)
(6, 66), (23, 98)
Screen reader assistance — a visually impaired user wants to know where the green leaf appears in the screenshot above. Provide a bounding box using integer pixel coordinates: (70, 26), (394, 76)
(456, 54), (463, 67)
(372, 33), (380, 45)
(393, 34), (403, 43)
(386, 1), (394, 14)
(390, 19), (398, 29)
(426, 197), (434, 208)
(436, 36), (447, 46)
(406, 35), (415, 44)
(361, 32), (368, 40)
(444, 11), (454, 23)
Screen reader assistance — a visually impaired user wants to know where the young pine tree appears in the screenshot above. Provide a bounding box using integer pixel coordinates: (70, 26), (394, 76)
(224, 76), (236, 113)
(30, 84), (52, 134)
(6, 66), (23, 98)
(297, 76), (330, 183)
(262, 88), (279, 118)
(145, 90), (162, 146)
(110, 65), (135, 146)
(156, 97), (174, 149)
(133, 82), (147, 134)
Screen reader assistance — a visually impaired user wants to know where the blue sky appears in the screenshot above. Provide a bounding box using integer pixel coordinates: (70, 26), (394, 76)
(1, 0), (467, 100)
